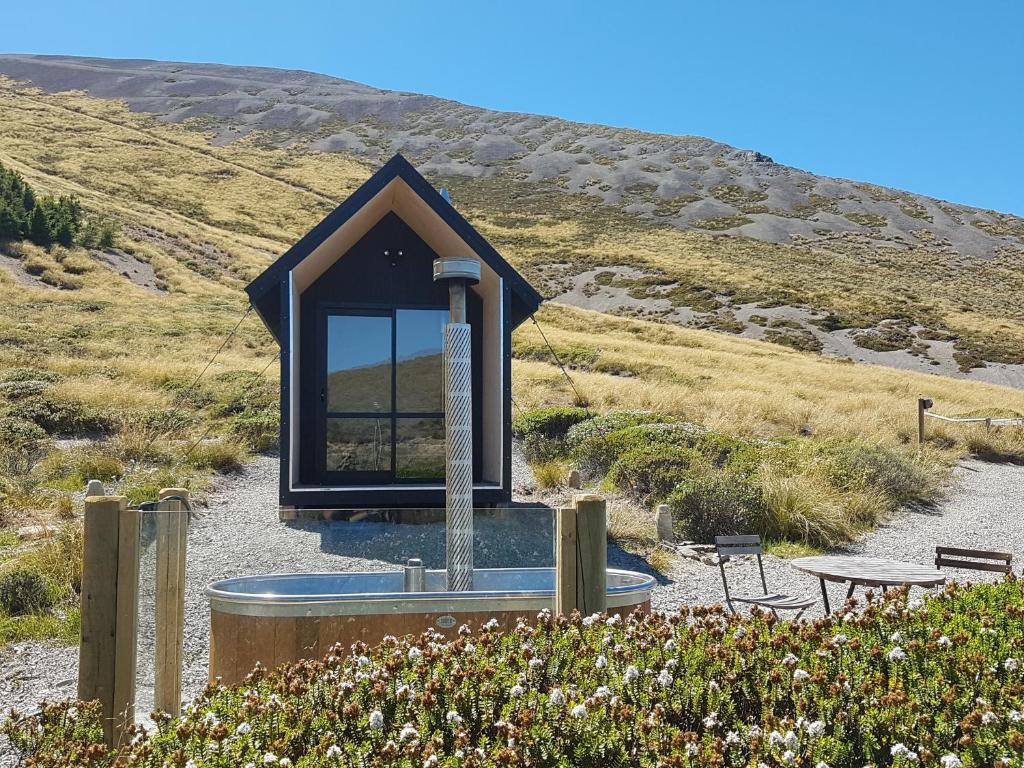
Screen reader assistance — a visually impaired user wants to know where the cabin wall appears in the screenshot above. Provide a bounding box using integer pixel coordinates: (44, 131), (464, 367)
(282, 210), (507, 508)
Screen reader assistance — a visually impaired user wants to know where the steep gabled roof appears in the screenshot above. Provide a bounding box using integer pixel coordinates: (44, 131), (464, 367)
(246, 153), (543, 342)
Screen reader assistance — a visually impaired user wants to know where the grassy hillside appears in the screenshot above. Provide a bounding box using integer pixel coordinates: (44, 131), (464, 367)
(0, 77), (1022, 643)
(3, 56), (1023, 382)
(0, 77), (1020, 502)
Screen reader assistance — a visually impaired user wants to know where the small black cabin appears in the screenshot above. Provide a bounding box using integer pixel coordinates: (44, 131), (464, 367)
(246, 154), (543, 513)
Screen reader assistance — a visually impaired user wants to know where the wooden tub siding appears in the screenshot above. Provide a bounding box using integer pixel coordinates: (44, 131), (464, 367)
(209, 600), (650, 686)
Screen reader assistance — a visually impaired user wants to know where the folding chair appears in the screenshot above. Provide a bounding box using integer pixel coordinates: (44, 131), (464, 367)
(934, 546), (1013, 576)
(715, 534), (815, 618)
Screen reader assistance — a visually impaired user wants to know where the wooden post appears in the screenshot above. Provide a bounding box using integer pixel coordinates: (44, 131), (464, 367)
(554, 506), (577, 615)
(574, 494), (607, 616)
(154, 488), (189, 716)
(917, 398), (929, 447)
(78, 495), (138, 748)
(654, 504), (673, 542)
(985, 417), (992, 434)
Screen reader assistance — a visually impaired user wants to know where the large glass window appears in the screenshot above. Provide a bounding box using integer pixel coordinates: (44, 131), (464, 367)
(327, 315), (391, 413)
(324, 308), (449, 482)
(395, 417), (446, 479)
(396, 309), (447, 412)
(326, 418), (391, 472)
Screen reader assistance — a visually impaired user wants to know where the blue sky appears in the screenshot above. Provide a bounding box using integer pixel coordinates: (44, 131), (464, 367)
(2, 1), (1022, 214)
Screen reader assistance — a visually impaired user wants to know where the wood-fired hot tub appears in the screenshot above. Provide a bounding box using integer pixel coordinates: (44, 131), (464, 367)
(206, 567), (654, 685)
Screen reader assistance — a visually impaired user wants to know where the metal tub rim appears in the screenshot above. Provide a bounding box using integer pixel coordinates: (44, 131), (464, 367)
(207, 567), (655, 618)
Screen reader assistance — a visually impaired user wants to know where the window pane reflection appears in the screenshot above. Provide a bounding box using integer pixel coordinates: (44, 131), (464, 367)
(396, 309), (448, 413)
(395, 417), (445, 479)
(326, 418), (392, 472)
(327, 315), (391, 413)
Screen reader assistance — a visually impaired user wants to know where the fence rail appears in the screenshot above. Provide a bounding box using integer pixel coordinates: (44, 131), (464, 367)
(917, 397), (1024, 445)
(925, 412), (1024, 427)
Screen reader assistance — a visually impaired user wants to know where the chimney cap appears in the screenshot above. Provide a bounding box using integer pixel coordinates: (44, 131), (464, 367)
(433, 257), (480, 284)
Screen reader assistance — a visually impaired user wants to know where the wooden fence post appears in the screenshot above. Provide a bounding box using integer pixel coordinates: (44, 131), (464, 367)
(154, 488), (189, 716)
(654, 504), (673, 542)
(554, 506), (577, 615)
(917, 398), (930, 447)
(574, 494), (607, 616)
(78, 495), (138, 748)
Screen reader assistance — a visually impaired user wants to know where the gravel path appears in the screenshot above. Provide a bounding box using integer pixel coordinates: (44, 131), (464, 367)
(652, 459), (1024, 616)
(2, 457), (1022, 761)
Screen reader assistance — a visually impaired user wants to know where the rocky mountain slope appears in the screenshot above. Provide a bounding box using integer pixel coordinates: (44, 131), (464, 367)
(1, 53), (1023, 386)
(2, 54), (1020, 257)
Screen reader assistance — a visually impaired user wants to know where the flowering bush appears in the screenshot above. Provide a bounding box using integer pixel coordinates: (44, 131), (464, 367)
(7, 579), (1024, 767)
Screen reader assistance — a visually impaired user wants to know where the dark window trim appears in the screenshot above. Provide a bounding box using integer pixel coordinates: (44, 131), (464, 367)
(321, 303), (449, 485)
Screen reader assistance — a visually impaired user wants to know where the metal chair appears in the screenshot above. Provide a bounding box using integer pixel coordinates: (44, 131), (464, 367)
(934, 546), (1013, 576)
(715, 534), (815, 618)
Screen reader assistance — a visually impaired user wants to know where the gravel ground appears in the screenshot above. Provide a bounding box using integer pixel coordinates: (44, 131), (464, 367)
(652, 459), (1024, 616)
(2, 456), (1022, 761)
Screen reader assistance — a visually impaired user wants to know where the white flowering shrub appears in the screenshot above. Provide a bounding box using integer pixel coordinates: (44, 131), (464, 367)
(6, 579), (1024, 766)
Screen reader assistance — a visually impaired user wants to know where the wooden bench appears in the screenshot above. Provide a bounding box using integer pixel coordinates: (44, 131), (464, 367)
(935, 546), (1013, 575)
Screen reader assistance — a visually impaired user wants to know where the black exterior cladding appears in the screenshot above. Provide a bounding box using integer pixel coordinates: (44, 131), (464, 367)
(246, 154), (543, 510)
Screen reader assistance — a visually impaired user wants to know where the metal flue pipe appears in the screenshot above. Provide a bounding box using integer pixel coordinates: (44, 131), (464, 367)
(433, 256), (481, 591)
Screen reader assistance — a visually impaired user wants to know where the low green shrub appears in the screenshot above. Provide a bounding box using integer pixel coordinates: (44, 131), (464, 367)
(513, 407), (593, 463)
(519, 432), (567, 463)
(607, 445), (702, 501)
(0, 368), (61, 384)
(11, 581), (1024, 767)
(564, 409), (677, 451)
(231, 409), (279, 453)
(7, 395), (115, 436)
(668, 472), (763, 542)
(0, 568), (52, 615)
(817, 440), (932, 503)
(0, 607), (80, 646)
(512, 406), (592, 440)
(573, 423), (701, 476)
(159, 377), (216, 408)
(0, 415), (48, 451)
(0, 380), (51, 399)
(695, 431), (750, 467)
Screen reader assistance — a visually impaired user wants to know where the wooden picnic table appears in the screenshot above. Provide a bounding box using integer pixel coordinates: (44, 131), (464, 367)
(791, 556), (946, 615)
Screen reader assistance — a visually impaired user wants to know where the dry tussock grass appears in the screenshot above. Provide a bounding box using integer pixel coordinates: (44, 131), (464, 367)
(512, 304), (1024, 459)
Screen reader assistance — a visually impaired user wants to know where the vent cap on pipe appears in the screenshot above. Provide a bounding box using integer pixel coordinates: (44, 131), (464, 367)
(433, 257), (480, 284)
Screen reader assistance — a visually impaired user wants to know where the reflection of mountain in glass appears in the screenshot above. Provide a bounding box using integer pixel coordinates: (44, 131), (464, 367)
(326, 418), (391, 472)
(396, 308), (447, 413)
(326, 353), (443, 413)
(327, 314), (392, 412)
(396, 416), (445, 479)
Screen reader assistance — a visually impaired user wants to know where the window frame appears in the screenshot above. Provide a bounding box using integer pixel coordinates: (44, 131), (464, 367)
(319, 303), (448, 484)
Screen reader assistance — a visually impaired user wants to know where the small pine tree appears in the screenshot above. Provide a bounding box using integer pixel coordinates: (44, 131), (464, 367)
(28, 206), (50, 246)
(97, 220), (117, 249)
(54, 217), (75, 247)
(0, 203), (20, 240)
